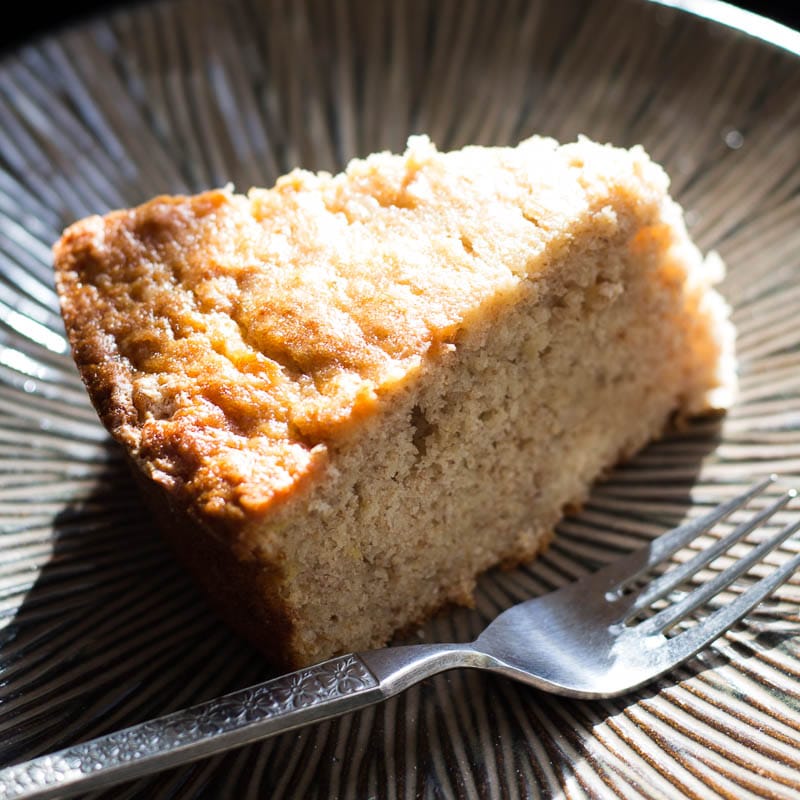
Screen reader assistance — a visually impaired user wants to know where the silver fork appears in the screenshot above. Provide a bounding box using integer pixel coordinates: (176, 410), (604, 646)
(1, 476), (799, 800)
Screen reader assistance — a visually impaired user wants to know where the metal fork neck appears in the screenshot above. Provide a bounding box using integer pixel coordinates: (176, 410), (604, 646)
(360, 642), (490, 696)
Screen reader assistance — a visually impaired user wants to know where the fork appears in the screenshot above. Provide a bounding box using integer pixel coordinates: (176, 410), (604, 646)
(1, 476), (799, 800)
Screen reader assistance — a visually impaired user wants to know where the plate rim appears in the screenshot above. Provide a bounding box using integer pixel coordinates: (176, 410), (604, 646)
(650, 0), (800, 56)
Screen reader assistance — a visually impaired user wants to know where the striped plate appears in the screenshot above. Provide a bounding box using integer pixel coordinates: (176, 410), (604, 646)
(1, 0), (799, 797)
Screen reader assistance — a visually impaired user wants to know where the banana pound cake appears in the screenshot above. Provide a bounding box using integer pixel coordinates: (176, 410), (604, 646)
(54, 136), (734, 669)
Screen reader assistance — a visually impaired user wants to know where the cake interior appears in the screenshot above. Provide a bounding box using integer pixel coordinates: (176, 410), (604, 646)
(231, 211), (724, 666)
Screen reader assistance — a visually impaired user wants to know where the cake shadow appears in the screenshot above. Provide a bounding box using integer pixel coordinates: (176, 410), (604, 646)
(0, 441), (267, 778)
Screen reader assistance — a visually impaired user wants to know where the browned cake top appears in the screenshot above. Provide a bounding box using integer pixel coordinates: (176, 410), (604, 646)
(54, 136), (667, 523)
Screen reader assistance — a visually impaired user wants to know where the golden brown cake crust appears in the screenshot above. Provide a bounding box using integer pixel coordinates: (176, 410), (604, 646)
(54, 192), (328, 533)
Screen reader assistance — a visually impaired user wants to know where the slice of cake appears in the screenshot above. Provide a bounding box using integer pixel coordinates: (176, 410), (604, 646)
(54, 136), (733, 669)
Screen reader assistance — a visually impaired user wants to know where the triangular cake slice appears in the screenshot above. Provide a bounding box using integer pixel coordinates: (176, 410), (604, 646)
(54, 136), (734, 668)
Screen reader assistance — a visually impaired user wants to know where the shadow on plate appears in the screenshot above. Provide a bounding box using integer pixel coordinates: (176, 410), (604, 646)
(5, 414), (790, 798)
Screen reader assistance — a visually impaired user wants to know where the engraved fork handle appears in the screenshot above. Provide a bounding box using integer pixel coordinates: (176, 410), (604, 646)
(0, 645), (482, 800)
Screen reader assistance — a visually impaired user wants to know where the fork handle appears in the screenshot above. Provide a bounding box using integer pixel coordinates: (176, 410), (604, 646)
(0, 645), (479, 799)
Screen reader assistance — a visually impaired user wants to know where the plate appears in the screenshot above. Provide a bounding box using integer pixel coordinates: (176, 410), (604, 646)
(1, 0), (799, 797)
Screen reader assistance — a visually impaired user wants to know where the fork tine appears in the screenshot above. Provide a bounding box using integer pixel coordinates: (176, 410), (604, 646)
(598, 476), (777, 591)
(662, 548), (800, 664)
(628, 490), (797, 616)
(641, 516), (800, 635)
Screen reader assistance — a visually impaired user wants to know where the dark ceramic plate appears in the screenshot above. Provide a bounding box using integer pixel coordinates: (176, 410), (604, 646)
(1, 0), (799, 797)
